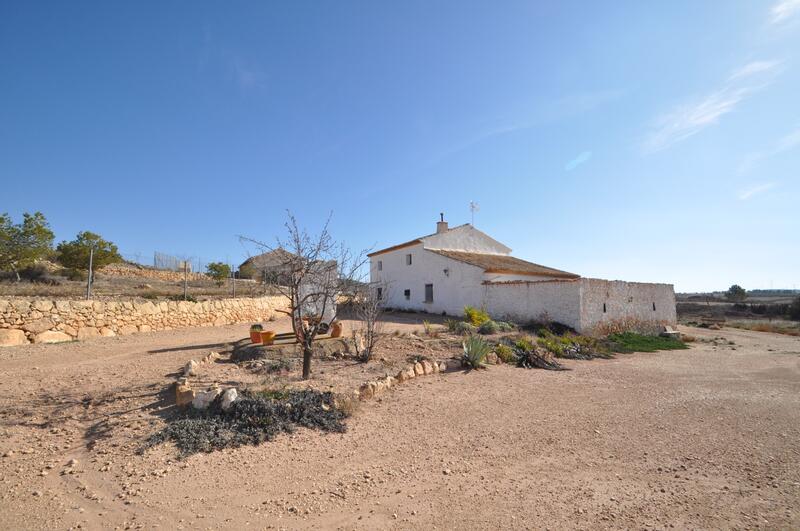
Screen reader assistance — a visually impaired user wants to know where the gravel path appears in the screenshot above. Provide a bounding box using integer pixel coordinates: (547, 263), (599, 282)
(1, 323), (799, 529)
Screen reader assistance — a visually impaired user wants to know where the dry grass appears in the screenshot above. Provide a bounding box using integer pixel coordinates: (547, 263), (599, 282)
(728, 320), (800, 337)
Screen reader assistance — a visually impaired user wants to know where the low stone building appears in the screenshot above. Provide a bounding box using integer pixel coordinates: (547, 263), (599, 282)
(369, 217), (676, 334)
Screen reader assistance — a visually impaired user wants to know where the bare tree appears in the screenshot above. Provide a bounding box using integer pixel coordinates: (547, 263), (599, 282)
(243, 212), (368, 380)
(352, 281), (389, 362)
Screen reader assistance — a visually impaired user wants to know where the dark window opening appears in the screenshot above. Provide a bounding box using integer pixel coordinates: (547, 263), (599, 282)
(652, 302), (656, 311)
(424, 284), (434, 303)
(602, 303), (607, 313)
(404, 289), (411, 300)
(377, 260), (382, 271)
(376, 287), (382, 300)
(405, 254), (412, 265)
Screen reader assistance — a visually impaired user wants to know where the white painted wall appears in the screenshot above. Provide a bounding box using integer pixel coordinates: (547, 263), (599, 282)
(421, 225), (511, 254)
(370, 244), (485, 316)
(483, 280), (583, 330)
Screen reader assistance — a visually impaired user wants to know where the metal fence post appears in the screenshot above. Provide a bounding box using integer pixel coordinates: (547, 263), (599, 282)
(86, 247), (94, 300)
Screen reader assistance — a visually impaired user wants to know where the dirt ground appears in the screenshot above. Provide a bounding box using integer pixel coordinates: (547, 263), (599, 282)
(1, 319), (799, 530)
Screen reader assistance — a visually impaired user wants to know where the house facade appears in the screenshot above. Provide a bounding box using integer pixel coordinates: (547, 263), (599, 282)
(368, 218), (676, 334)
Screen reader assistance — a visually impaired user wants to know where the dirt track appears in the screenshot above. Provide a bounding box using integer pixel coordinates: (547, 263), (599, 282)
(1, 323), (799, 529)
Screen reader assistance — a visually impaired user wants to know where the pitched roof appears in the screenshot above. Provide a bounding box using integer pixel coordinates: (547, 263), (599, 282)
(367, 223), (485, 257)
(428, 250), (579, 279)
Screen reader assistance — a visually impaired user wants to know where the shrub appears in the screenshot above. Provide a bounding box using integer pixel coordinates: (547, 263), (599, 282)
(463, 306), (490, 327)
(57, 267), (87, 281)
(478, 320), (499, 335)
(494, 344), (517, 364)
(462, 335), (491, 369)
(422, 320), (438, 337)
(56, 231), (122, 270)
(143, 389), (347, 456)
(168, 294), (198, 303)
(790, 296), (800, 321)
(446, 319), (475, 335)
(250, 323), (264, 331)
(514, 342), (566, 370)
(206, 262), (231, 286)
(496, 321), (515, 332)
(524, 319), (576, 336)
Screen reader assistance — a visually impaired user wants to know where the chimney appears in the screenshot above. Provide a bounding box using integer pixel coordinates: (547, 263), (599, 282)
(436, 213), (449, 234)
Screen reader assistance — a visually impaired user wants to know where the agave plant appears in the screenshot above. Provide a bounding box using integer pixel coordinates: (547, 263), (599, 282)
(462, 335), (491, 369)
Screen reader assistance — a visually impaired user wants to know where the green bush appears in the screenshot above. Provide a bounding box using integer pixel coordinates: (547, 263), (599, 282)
(57, 267), (87, 281)
(446, 319), (476, 335)
(463, 306), (490, 327)
(462, 335), (491, 369)
(56, 231), (121, 270)
(494, 344), (517, 364)
(478, 320), (499, 335)
(168, 294), (198, 303)
(496, 321), (515, 332)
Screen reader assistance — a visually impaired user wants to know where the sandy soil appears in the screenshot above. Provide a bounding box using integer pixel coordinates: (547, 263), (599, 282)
(1, 321), (799, 530)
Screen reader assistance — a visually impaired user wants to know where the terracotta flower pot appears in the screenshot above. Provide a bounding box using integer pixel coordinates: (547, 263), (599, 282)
(330, 321), (343, 338)
(250, 330), (262, 343)
(260, 331), (276, 345)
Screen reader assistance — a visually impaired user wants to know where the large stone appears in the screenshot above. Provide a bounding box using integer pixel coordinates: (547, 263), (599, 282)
(395, 369), (408, 383)
(421, 360), (434, 375)
(76, 327), (100, 341)
(0, 329), (28, 347)
(22, 318), (55, 334)
(192, 387), (222, 410)
(183, 360), (199, 376)
(99, 328), (116, 337)
(32, 300), (53, 312)
(33, 331), (72, 344)
(175, 384), (195, 407)
(358, 382), (375, 400)
(413, 363), (425, 377)
(118, 325), (138, 335)
(221, 388), (238, 411)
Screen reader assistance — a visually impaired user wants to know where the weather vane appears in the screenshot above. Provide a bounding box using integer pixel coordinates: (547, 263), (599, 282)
(469, 201), (480, 226)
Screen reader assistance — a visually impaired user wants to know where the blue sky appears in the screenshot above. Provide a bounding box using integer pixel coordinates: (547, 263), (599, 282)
(1, 1), (798, 292)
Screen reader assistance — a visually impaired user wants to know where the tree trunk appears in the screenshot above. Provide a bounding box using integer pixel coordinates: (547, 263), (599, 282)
(302, 345), (313, 380)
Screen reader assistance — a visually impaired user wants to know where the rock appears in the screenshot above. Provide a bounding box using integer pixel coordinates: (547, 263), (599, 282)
(67, 459), (78, 466)
(183, 360), (199, 376)
(421, 361), (434, 375)
(192, 388), (222, 410)
(413, 363), (425, 376)
(32, 300), (53, 312)
(439, 362), (447, 372)
(76, 327), (100, 341)
(385, 376), (397, 389)
(0, 329), (28, 347)
(372, 381), (386, 396)
(359, 382), (375, 400)
(431, 361), (440, 373)
(138, 324), (152, 333)
(118, 325), (138, 335)
(99, 328), (116, 337)
(220, 388), (238, 411)
(396, 370), (408, 383)
(22, 318), (55, 334)
(203, 351), (220, 363)
(33, 330), (72, 344)
(487, 352), (499, 365)
(175, 384), (195, 407)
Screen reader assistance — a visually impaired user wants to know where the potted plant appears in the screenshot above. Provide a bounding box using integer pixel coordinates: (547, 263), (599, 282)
(260, 330), (276, 345)
(250, 324), (264, 343)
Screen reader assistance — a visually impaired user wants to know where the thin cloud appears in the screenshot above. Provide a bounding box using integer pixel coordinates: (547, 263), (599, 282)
(739, 126), (800, 173)
(738, 182), (777, 200)
(771, 0), (800, 23)
(728, 60), (782, 81)
(565, 151), (592, 171)
(644, 86), (750, 153)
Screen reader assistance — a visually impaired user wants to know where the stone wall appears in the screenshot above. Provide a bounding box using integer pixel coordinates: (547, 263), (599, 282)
(0, 296), (288, 346)
(579, 278), (677, 334)
(483, 279), (583, 330)
(98, 262), (210, 282)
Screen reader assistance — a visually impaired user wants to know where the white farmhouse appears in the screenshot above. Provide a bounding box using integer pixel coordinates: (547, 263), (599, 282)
(369, 217), (676, 334)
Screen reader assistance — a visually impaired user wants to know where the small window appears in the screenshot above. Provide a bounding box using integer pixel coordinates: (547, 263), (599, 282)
(404, 289), (411, 300)
(376, 287), (382, 300)
(602, 303), (607, 313)
(424, 284), (433, 303)
(405, 254), (412, 265)
(377, 260), (382, 271)
(652, 302), (656, 311)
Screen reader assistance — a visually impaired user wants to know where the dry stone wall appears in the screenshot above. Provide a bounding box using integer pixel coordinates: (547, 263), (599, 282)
(0, 296), (288, 346)
(98, 263), (210, 282)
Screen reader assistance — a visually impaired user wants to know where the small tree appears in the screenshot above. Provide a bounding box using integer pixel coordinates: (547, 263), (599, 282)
(789, 296), (800, 321)
(0, 212), (54, 281)
(725, 284), (747, 302)
(206, 262), (231, 286)
(352, 281), (389, 362)
(244, 212), (367, 380)
(57, 231), (122, 271)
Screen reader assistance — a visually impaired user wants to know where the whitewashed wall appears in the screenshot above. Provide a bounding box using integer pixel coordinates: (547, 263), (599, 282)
(370, 245), (485, 316)
(482, 280), (583, 330)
